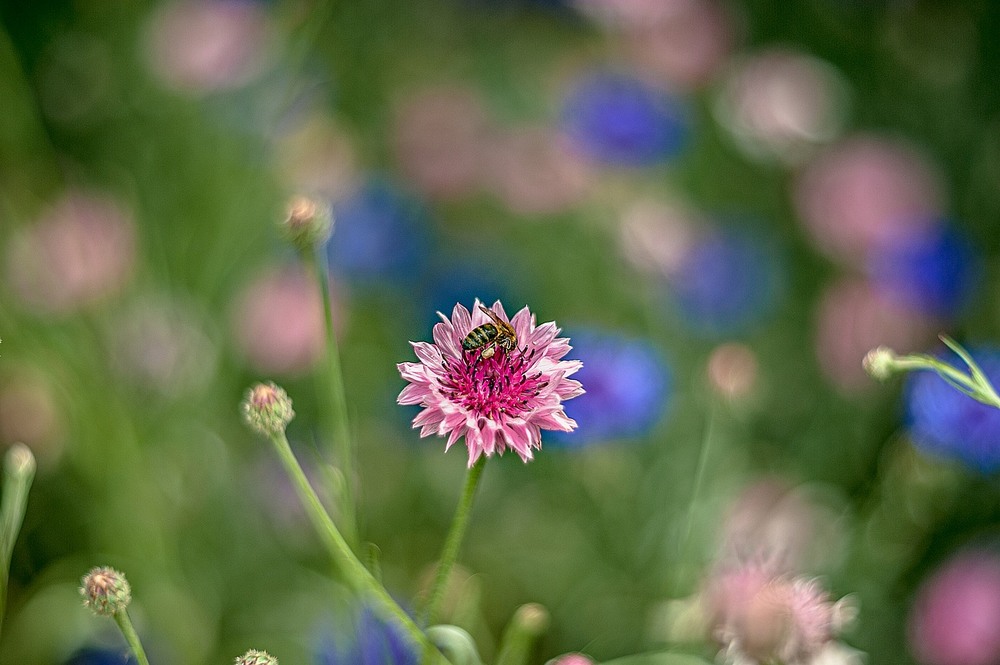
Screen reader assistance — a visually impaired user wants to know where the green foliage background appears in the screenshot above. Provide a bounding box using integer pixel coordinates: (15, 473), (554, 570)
(2, 1), (1000, 664)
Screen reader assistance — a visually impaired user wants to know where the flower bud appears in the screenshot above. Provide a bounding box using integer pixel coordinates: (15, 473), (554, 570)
(5, 444), (35, 478)
(235, 649), (279, 665)
(707, 342), (758, 400)
(547, 655), (595, 665)
(241, 382), (294, 436)
(863, 346), (897, 381)
(514, 602), (550, 634)
(80, 566), (131, 616)
(281, 195), (332, 253)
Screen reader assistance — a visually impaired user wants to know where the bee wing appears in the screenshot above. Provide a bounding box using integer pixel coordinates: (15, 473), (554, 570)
(479, 305), (505, 327)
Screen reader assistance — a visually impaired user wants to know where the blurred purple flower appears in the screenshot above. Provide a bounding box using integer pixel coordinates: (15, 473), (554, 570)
(327, 179), (433, 286)
(905, 347), (1000, 473)
(316, 607), (418, 665)
(552, 331), (670, 445)
(560, 72), (688, 167)
(671, 227), (785, 336)
(909, 548), (1000, 665)
(868, 223), (980, 320)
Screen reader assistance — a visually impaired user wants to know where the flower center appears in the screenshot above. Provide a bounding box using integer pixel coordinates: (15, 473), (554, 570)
(439, 348), (547, 420)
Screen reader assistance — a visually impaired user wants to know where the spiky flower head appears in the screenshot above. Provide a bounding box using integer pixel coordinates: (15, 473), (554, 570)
(282, 195), (332, 253)
(241, 382), (294, 436)
(398, 300), (584, 467)
(80, 566), (131, 616)
(235, 649), (278, 665)
(706, 561), (856, 665)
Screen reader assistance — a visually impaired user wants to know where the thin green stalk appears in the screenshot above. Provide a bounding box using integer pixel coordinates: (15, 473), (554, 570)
(677, 401), (720, 581)
(305, 253), (358, 550)
(421, 457), (487, 627)
(495, 604), (550, 665)
(268, 430), (448, 664)
(113, 611), (151, 665)
(0, 444), (35, 640)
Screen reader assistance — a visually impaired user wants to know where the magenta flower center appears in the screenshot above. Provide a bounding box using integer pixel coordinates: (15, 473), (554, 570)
(439, 348), (547, 420)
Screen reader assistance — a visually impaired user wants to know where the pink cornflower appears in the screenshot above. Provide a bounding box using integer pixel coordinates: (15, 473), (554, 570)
(397, 300), (584, 466)
(706, 560), (856, 665)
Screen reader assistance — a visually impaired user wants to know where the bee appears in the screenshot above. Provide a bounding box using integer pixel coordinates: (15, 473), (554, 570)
(462, 305), (518, 359)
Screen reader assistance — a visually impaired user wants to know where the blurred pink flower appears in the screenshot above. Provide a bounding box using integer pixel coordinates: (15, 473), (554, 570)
(706, 561), (855, 665)
(5, 191), (136, 315)
(397, 300), (583, 466)
(793, 135), (943, 265)
(144, 0), (272, 94)
(573, 0), (684, 27)
(550, 655), (595, 665)
(107, 298), (217, 396)
(0, 366), (65, 466)
(622, 0), (735, 90)
(814, 277), (937, 394)
(618, 198), (701, 278)
(909, 549), (1000, 665)
(715, 49), (850, 164)
(231, 265), (340, 375)
(720, 477), (847, 573)
(392, 85), (490, 200)
(484, 127), (595, 216)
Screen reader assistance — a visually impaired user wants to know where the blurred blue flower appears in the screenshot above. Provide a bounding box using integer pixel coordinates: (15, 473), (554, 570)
(905, 347), (1000, 473)
(551, 331), (670, 445)
(419, 262), (519, 330)
(65, 648), (137, 665)
(560, 72), (688, 167)
(327, 178), (433, 286)
(316, 606), (418, 665)
(869, 223), (980, 319)
(671, 228), (785, 337)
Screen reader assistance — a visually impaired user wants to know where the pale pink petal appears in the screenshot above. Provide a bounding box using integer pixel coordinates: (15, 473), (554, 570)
(451, 301), (473, 334)
(397, 383), (427, 405)
(528, 321), (559, 350)
(490, 300), (510, 323)
(511, 306), (533, 343)
(411, 341), (443, 367)
(433, 321), (463, 358)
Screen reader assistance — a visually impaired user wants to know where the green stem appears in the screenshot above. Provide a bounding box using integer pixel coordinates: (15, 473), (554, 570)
(113, 610), (151, 665)
(0, 444), (35, 640)
(494, 604), (549, 665)
(305, 253), (358, 551)
(676, 401), (720, 584)
(268, 431), (448, 663)
(421, 457), (487, 627)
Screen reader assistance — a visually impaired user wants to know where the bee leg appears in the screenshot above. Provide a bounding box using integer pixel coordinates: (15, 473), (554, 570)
(481, 343), (496, 360)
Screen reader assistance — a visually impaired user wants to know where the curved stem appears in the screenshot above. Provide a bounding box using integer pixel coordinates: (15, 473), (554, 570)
(305, 253), (358, 550)
(421, 458), (487, 627)
(268, 431), (447, 663)
(675, 401), (720, 589)
(114, 611), (151, 665)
